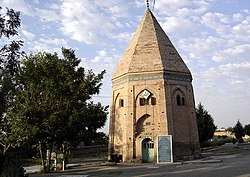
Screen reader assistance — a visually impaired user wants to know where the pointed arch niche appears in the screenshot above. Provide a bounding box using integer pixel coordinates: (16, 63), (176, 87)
(136, 89), (157, 107)
(171, 87), (191, 142)
(112, 92), (124, 154)
(172, 88), (186, 106)
(136, 114), (150, 137)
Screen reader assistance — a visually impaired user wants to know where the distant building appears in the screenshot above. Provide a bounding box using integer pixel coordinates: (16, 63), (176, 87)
(214, 129), (250, 141)
(214, 129), (235, 139)
(108, 8), (200, 163)
(243, 135), (250, 140)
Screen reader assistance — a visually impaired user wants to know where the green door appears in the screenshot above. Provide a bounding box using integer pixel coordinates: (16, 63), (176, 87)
(142, 138), (154, 163)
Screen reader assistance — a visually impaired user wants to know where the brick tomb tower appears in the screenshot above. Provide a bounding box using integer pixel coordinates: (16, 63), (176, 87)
(108, 8), (200, 163)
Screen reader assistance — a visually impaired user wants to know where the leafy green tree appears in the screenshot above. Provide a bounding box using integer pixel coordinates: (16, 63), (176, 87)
(0, 6), (23, 93)
(0, 6), (23, 150)
(233, 120), (245, 143)
(196, 103), (217, 147)
(90, 132), (108, 146)
(244, 124), (250, 136)
(0, 6), (25, 176)
(7, 48), (107, 172)
(226, 127), (234, 132)
(0, 152), (27, 177)
(56, 101), (108, 162)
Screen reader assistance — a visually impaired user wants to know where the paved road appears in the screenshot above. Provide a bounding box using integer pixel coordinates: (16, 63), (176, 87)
(29, 143), (250, 177)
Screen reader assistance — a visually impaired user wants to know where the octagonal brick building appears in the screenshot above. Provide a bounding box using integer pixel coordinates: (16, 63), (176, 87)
(108, 8), (200, 163)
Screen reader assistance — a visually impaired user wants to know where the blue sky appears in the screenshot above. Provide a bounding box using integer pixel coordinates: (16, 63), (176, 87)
(1, 0), (249, 133)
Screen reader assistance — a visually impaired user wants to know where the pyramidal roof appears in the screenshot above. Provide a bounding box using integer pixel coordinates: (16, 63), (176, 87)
(112, 9), (191, 80)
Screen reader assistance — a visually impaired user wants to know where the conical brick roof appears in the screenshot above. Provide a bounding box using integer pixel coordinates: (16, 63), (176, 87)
(113, 9), (191, 80)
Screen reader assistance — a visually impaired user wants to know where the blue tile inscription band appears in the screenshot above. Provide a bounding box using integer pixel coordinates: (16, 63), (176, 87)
(112, 73), (192, 86)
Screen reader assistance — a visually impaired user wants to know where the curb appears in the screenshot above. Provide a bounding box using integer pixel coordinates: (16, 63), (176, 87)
(183, 159), (222, 164)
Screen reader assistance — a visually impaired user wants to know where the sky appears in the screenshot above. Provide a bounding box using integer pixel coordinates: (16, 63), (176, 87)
(0, 0), (249, 133)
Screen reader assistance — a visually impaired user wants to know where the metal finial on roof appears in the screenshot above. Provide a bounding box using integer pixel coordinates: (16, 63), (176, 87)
(146, 0), (149, 8)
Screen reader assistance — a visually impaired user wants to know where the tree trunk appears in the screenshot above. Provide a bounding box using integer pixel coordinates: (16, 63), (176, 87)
(46, 142), (54, 172)
(0, 142), (10, 157)
(39, 141), (45, 172)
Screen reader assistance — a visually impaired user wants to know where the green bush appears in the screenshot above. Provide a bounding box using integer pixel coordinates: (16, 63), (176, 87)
(0, 152), (28, 177)
(203, 136), (234, 148)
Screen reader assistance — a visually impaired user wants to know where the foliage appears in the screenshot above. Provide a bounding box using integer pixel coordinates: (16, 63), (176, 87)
(196, 103), (217, 147)
(233, 120), (245, 143)
(0, 5), (23, 90)
(225, 126), (234, 132)
(71, 102), (108, 146)
(7, 48), (107, 172)
(0, 6), (24, 175)
(203, 135), (234, 148)
(0, 5), (23, 148)
(89, 132), (108, 146)
(244, 124), (250, 136)
(0, 152), (27, 177)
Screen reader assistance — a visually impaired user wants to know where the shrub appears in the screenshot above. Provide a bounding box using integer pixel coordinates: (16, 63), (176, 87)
(0, 152), (27, 177)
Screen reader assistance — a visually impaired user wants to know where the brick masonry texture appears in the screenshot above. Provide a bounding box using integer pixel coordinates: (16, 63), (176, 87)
(109, 9), (200, 163)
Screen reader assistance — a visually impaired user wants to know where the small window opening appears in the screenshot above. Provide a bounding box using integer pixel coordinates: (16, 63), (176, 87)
(148, 142), (154, 149)
(182, 97), (185, 106)
(151, 97), (156, 105)
(140, 98), (145, 106)
(120, 99), (124, 107)
(177, 95), (181, 106)
(140, 98), (149, 106)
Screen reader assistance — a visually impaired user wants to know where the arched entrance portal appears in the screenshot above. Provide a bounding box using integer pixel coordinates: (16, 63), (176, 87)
(142, 138), (154, 163)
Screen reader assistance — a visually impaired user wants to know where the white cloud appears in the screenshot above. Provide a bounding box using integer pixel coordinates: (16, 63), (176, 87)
(155, 0), (210, 16)
(156, 0), (191, 8)
(98, 50), (107, 57)
(161, 17), (199, 35)
(34, 8), (60, 22)
(233, 13), (244, 21)
(195, 61), (250, 126)
(146, 1), (213, 43)
(212, 44), (250, 62)
(219, 62), (250, 75)
(110, 32), (133, 43)
(178, 36), (225, 63)
(24, 37), (68, 54)
(192, 1), (211, 14)
(175, 8), (192, 17)
(242, 9), (249, 14)
(135, 0), (145, 8)
(21, 30), (35, 40)
(0, 0), (31, 15)
(0, 0), (59, 21)
(39, 38), (67, 46)
(48, 3), (60, 10)
(232, 23), (250, 41)
(201, 12), (230, 34)
(108, 4), (129, 18)
(199, 62), (250, 87)
(58, 0), (130, 44)
(80, 49), (120, 76)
